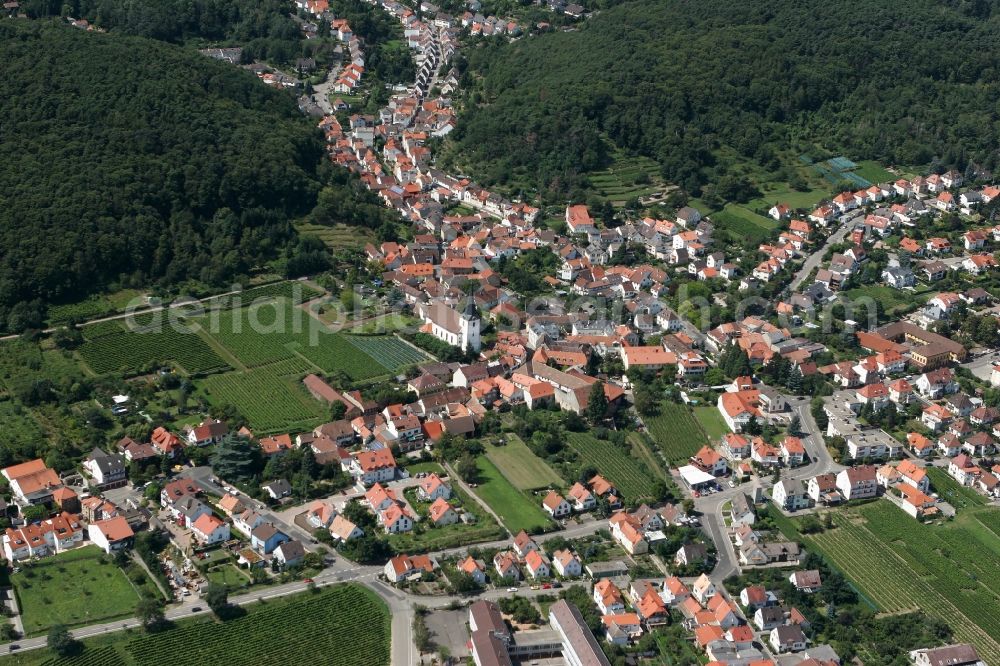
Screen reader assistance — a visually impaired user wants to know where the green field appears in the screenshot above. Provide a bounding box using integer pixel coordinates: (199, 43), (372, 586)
(711, 204), (781, 244)
(474, 456), (554, 534)
(842, 285), (927, 318)
(1, 585), (390, 666)
(801, 502), (1000, 663)
(853, 160), (896, 185)
(484, 435), (562, 490)
(565, 432), (659, 501)
(744, 181), (829, 212)
(692, 405), (729, 441)
(294, 222), (376, 251)
(12, 547), (147, 636)
(204, 299), (392, 380)
(645, 402), (710, 463)
(199, 358), (328, 434)
(926, 467), (987, 510)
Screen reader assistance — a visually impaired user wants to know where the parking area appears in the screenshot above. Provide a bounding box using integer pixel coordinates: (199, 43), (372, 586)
(424, 608), (469, 660)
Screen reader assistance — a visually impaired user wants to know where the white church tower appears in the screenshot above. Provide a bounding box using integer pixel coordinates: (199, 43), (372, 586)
(460, 298), (481, 353)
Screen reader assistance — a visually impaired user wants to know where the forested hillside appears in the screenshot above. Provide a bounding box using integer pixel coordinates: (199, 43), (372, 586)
(446, 0), (1000, 199)
(21, 0), (304, 61)
(0, 21), (324, 330)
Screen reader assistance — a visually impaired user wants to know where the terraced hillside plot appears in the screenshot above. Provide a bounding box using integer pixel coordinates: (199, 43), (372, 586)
(485, 435), (563, 490)
(801, 502), (1000, 663)
(566, 432), (658, 501)
(474, 456), (554, 534)
(12, 546), (145, 636)
(344, 335), (430, 372)
(77, 325), (230, 376)
(199, 358), (328, 434)
(645, 402), (709, 463)
(586, 152), (664, 203)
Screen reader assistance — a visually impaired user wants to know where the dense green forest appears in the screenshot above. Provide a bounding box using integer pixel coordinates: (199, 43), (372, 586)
(445, 0), (1000, 200)
(0, 21), (325, 330)
(20, 0), (305, 62)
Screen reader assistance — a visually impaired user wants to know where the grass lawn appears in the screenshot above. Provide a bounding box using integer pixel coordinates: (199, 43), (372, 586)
(0, 584), (390, 666)
(389, 486), (506, 552)
(799, 501), (1000, 663)
(744, 181), (828, 212)
(473, 456), (554, 534)
(403, 460), (446, 476)
(205, 563), (251, 592)
(484, 435), (562, 490)
(853, 159), (896, 184)
(692, 405), (729, 441)
(926, 467), (987, 510)
(711, 204), (780, 244)
(12, 546), (146, 636)
(565, 432), (660, 502)
(644, 402), (709, 463)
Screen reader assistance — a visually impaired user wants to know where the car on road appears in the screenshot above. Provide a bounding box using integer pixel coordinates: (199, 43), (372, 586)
(541, 583), (552, 589)
(8, 645), (18, 651)
(191, 607), (202, 612)
(303, 578), (314, 583)
(506, 587), (518, 592)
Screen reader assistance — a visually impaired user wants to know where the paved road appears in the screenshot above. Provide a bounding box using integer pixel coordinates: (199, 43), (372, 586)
(693, 388), (843, 583)
(787, 222), (853, 293)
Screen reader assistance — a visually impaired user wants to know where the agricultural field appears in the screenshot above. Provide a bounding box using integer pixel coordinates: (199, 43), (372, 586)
(46, 289), (145, 326)
(198, 358), (328, 434)
(926, 467), (987, 510)
(484, 435), (562, 490)
(12, 547), (147, 636)
(204, 299), (391, 381)
(800, 501), (1000, 663)
(77, 324), (231, 376)
(4, 585), (391, 666)
(343, 335), (431, 372)
(207, 281), (322, 310)
(565, 432), (659, 501)
(474, 456), (554, 534)
(645, 402), (709, 463)
(131, 585), (389, 666)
